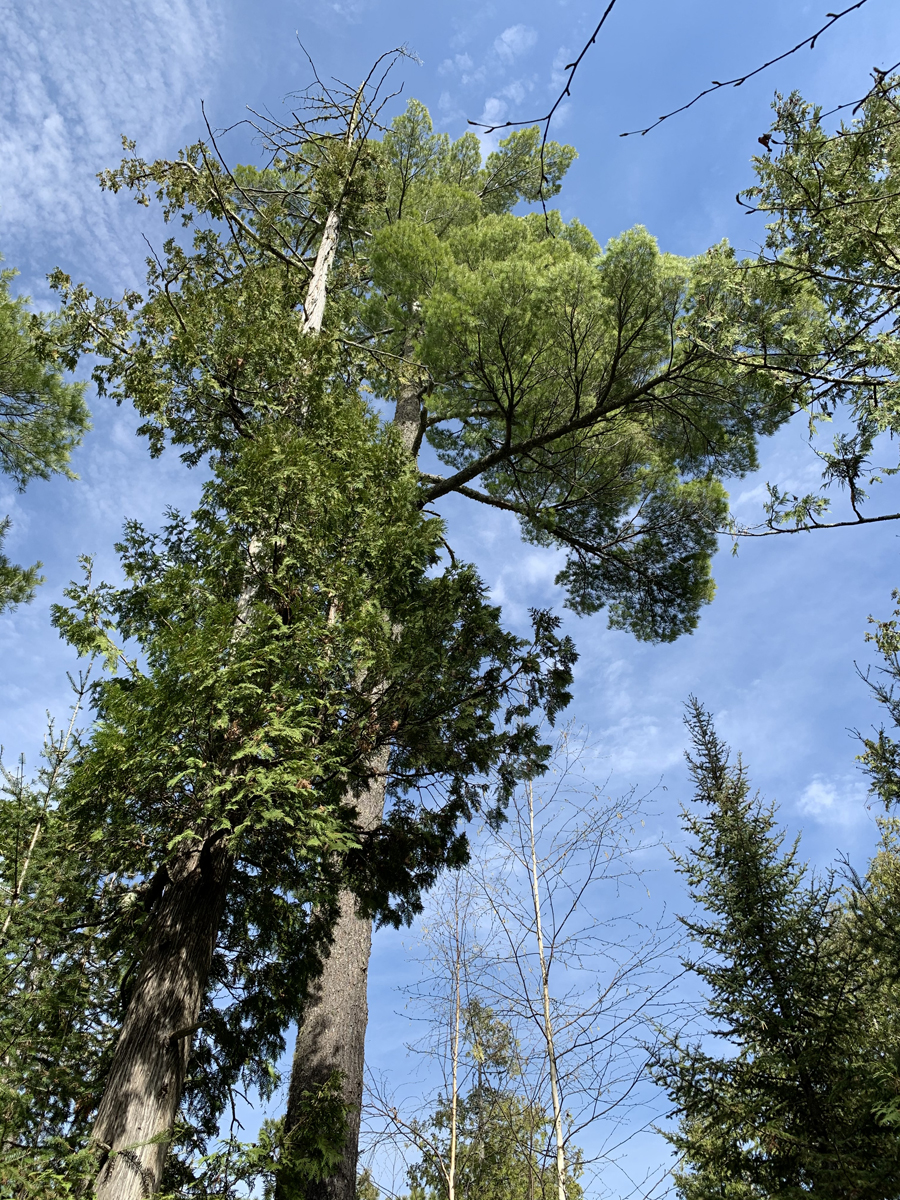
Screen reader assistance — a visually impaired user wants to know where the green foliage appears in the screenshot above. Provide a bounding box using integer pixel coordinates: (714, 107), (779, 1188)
(408, 1089), (581, 1200)
(356, 1167), (381, 1200)
(0, 516), (42, 611)
(168, 1073), (351, 1199)
(18, 84), (848, 1190)
(0, 681), (123, 1196)
(0, 259), (89, 610)
(156, 1072), (349, 1200)
(858, 591), (900, 808)
(53, 95), (816, 643)
(275, 1071), (351, 1194)
(378, 100), (575, 225)
(363, 120), (821, 641)
(653, 700), (900, 1200)
(742, 76), (900, 530)
(8, 387), (572, 1184)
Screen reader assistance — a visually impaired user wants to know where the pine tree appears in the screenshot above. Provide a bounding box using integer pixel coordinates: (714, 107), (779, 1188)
(653, 700), (900, 1200)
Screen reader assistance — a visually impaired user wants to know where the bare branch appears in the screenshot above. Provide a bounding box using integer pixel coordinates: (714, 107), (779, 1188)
(467, 1), (620, 221)
(621, 1), (872, 139)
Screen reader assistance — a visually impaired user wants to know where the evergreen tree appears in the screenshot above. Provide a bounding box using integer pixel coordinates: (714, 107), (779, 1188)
(0, 674), (116, 1198)
(21, 66), (837, 1195)
(0, 257), (88, 611)
(653, 700), (900, 1199)
(739, 73), (900, 534)
(9, 388), (571, 1197)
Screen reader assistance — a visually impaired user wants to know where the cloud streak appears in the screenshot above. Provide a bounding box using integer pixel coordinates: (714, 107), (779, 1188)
(0, 0), (222, 288)
(797, 772), (869, 825)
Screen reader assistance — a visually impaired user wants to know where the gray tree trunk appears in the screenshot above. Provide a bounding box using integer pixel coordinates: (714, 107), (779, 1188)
(91, 838), (232, 1200)
(279, 367), (425, 1200)
(278, 769), (387, 1200)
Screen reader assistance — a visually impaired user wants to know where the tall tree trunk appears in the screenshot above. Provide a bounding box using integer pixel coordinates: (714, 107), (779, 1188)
(278, 767), (388, 1200)
(279, 360), (425, 1200)
(91, 838), (232, 1200)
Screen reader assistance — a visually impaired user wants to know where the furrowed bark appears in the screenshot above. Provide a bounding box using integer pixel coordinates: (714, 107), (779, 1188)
(91, 837), (232, 1200)
(278, 764), (388, 1200)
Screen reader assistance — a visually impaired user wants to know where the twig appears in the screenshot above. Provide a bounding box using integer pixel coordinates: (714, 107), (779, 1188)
(468, 1), (620, 220)
(730, 509), (900, 538)
(621, 1), (872, 138)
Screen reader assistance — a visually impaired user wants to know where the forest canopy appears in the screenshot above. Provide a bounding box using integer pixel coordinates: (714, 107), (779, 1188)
(2, 37), (900, 1200)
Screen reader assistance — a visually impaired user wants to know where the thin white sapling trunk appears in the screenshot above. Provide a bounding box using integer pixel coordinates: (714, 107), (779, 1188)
(525, 778), (568, 1200)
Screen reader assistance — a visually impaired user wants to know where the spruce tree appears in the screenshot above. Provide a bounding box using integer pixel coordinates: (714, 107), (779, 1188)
(653, 700), (900, 1200)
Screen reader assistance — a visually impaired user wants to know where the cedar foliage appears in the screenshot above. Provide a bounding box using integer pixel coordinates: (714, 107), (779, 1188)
(741, 74), (900, 532)
(0, 256), (88, 611)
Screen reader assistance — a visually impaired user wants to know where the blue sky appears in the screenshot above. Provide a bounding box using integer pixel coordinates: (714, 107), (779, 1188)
(3, 0), (900, 1191)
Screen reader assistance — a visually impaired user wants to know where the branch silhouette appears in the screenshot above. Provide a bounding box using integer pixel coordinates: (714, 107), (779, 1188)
(467, 0), (875, 167)
(468, 0), (620, 216)
(620, 0), (872, 137)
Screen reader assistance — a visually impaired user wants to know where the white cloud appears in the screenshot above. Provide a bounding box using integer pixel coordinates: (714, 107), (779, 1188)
(0, 0), (222, 286)
(437, 91), (464, 122)
(494, 25), (538, 62)
(325, 0), (369, 18)
(797, 773), (868, 824)
(474, 96), (509, 149)
(0, 483), (31, 556)
(439, 53), (475, 77)
(501, 79), (528, 106)
(551, 46), (572, 88)
(549, 100), (572, 131)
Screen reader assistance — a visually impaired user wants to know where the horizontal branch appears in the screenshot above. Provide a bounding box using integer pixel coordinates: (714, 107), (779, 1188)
(732, 509), (900, 537)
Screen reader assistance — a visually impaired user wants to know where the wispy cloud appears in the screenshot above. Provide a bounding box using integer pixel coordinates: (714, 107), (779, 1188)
(550, 46), (572, 89)
(797, 772), (868, 824)
(0, 0), (222, 288)
(494, 24), (538, 62)
(437, 22), (544, 150)
(439, 53), (475, 77)
(477, 95), (509, 131)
